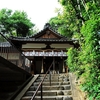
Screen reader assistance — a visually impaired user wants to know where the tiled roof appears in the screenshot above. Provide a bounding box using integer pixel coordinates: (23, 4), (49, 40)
(9, 23), (77, 46)
(9, 37), (74, 44)
(0, 42), (11, 47)
(30, 25), (64, 38)
(9, 23), (68, 41)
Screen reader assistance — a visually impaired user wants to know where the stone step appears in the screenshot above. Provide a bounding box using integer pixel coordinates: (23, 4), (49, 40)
(25, 91), (57, 96)
(38, 77), (59, 80)
(25, 90), (72, 96)
(33, 81), (70, 86)
(40, 73), (69, 75)
(36, 78), (69, 82)
(39, 74), (60, 77)
(19, 73), (73, 100)
(29, 85), (71, 91)
(22, 96), (73, 100)
(38, 75), (69, 79)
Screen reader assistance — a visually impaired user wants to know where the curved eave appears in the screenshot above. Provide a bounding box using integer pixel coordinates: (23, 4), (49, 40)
(10, 38), (79, 48)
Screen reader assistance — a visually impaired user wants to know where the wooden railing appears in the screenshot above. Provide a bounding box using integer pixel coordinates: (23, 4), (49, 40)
(31, 62), (53, 100)
(0, 33), (31, 73)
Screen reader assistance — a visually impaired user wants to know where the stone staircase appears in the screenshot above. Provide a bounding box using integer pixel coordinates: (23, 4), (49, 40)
(20, 73), (73, 100)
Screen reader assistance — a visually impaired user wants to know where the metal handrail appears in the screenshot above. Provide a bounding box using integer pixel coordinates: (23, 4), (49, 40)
(31, 62), (53, 100)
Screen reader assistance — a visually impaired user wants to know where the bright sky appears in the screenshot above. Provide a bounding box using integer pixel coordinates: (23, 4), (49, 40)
(0, 0), (61, 30)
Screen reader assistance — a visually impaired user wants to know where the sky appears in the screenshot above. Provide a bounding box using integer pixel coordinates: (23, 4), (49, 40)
(0, 0), (61, 30)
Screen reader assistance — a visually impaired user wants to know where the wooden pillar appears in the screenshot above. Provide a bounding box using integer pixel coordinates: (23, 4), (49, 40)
(62, 58), (65, 73)
(30, 57), (36, 74)
(41, 58), (44, 73)
(53, 57), (55, 74)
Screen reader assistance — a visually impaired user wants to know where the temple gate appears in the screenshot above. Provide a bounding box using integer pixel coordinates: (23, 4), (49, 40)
(10, 24), (78, 74)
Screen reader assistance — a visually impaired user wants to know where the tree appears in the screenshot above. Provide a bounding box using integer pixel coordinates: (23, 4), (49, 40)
(0, 8), (36, 37)
(65, 0), (100, 99)
(0, 9), (12, 34)
(49, 0), (80, 38)
(49, 0), (100, 99)
(10, 10), (34, 37)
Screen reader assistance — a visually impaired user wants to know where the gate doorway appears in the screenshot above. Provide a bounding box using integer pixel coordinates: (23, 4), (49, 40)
(43, 57), (53, 73)
(31, 57), (65, 74)
(42, 57), (64, 74)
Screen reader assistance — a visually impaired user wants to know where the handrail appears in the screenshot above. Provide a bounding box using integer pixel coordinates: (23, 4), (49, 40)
(31, 62), (53, 100)
(0, 32), (31, 73)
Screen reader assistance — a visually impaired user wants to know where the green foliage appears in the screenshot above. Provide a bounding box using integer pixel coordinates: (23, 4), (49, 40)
(67, 48), (79, 72)
(49, 17), (64, 32)
(56, 0), (100, 99)
(59, 0), (67, 5)
(63, 1), (100, 99)
(0, 9), (13, 33)
(49, 0), (81, 38)
(0, 8), (36, 37)
(10, 11), (34, 36)
(67, 14), (100, 100)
